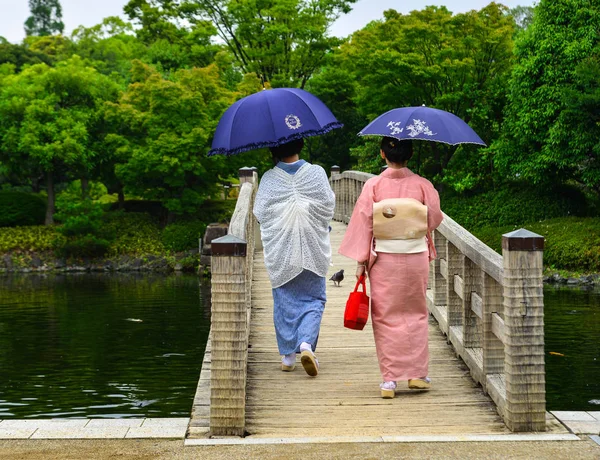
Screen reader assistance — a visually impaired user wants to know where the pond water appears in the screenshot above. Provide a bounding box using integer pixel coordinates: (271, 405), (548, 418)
(544, 284), (600, 411)
(0, 273), (210, 418)
(0, 274), (598, 418)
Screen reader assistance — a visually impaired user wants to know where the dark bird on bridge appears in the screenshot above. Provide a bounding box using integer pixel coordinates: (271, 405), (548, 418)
(329, 269), (344, 286)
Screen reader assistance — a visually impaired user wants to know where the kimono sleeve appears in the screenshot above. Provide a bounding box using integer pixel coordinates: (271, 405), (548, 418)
(338, 180), (374, 263)
(423, 180), (443, 232)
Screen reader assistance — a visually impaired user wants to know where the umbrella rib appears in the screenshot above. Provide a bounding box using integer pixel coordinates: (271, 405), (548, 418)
(263, 91), (278, 144)
(285, 89), (321, 126)
(227, 98), (249, 154)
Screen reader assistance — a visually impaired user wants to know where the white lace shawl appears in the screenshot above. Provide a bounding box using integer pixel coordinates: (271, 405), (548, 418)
(253, 163), (335, 288)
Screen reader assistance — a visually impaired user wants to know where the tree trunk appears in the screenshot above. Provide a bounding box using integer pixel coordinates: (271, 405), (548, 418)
(117, 184), (125, 210)
(45, 171), (55, 226)
(81, 177), (89, 199)
(32, 176), (41, 193)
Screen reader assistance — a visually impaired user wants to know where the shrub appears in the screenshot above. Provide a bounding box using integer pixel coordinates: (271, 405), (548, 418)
(472, 218), (600, 273)
(55, 198), (106, 236)
(58, 180), (108, 202)
(0, 191), (46, 227)
(198, 200), (237, 224)
(109, 200), (167, 221)
(104, 212), (166, 256)
(162, 221), (207, 252)
(441, 183), (590, 230)
(54, 196), (113, 258)
(0, 225), (61, 252)
(178, 254), (200, 271)
(56, 235), (112, 259)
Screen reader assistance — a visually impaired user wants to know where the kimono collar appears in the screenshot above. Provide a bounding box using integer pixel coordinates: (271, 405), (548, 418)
(380, 167), (416, 179)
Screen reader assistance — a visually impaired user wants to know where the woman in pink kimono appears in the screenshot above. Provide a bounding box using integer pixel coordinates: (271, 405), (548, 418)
(339, 138), (443, 398)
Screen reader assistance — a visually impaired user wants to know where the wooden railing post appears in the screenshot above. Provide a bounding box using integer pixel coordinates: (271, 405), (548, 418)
(208, 170), (257, 438)
(342, 176), (349, 223)
(238, 167), (254, 185)
(482, 273), (504, 377)
(502, 229), (546, 432)
(462, 257), (482, 348)
(431, 231), (448, 331)
(446, 242), (463, 328)
(210, 235), (248, 437)
(330, 166), (341, 221)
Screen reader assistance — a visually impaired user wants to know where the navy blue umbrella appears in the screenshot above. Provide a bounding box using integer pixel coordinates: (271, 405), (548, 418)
(359, 106), (486, 146)
(208, 88), (343, 156)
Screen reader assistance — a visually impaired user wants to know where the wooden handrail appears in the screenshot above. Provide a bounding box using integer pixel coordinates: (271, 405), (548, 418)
(330, 167), (546, 433)
(209, 168), (258, 437)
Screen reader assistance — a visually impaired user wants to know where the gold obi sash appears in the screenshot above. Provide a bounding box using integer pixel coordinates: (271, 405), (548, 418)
(372, 198), (428, 254)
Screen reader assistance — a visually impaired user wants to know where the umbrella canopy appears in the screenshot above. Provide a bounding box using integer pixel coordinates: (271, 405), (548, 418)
(359, 106), (486, 146)
(208, 88), (343, 156)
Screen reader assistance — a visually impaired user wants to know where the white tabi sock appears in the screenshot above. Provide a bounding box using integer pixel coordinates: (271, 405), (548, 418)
(282, 353), (296, 367)
(300, 342), (312, 353)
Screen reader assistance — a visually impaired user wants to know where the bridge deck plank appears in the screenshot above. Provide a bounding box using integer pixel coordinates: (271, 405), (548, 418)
(189, 221), (567, 439)
(244, 222), (510, 438)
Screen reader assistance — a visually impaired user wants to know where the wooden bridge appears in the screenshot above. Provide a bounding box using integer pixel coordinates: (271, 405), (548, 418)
(186, 167), (572, 443)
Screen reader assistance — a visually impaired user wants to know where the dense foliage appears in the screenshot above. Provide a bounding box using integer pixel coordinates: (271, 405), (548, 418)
(0, 1), (599, 273)
(0, 225), (60, 253)
(25, 0), (65, 37)
(494, 0), (600, 195)
(125, 0), (358, 88)
(441, 183), (591, 230)
(0, 191), (46, 227)
(474, 218), (600, 274)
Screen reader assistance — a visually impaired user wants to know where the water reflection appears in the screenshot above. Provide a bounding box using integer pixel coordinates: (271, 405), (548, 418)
(0, 273), (210, 418)
(544, 284), (600, 411)
(1, 273), (597, 415)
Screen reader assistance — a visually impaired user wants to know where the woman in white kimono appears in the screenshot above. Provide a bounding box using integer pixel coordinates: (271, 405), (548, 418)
(253, 139), (335, 377)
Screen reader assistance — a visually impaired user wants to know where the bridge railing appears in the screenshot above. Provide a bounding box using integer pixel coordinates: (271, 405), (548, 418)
(209, 167), (258, 437)
(330, 167), (546, 432)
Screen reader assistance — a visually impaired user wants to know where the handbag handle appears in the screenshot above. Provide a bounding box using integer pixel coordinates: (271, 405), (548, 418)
(353, 275), (367, 293)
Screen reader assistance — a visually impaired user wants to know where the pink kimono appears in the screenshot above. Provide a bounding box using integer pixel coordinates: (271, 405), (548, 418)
(339, 167), (443, 382)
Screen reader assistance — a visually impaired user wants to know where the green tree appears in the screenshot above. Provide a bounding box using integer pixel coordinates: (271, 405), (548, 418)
(104, 60), (245, 220)
(125, 0), (357, 87)
(332, 4), (515, 188)
(70, 17), (147, 81)
(509, 5), (535, 32)
(305, 64), (366, 170)
(25, 0), (65, 37)
(494, 0), (600, 195)
(0, 43), (53, 72)
(0, 56), (120, 224)
(124, 1), (222, 71)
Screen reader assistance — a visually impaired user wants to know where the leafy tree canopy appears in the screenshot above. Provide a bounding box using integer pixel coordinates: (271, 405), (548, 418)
(104, 60), (260, 218)
(25, 0), (65, 37)
(0, 56), (120, 223)
(125, 0), (357, 88)
(0, 43), (53, 72)
(509, 5), (535, 32)
(494, 0), (600, 195)
(320, 3), (514, 190)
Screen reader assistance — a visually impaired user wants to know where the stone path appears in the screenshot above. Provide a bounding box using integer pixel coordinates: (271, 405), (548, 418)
(0, 418), (189, 439)
(550, 412), (600, 435)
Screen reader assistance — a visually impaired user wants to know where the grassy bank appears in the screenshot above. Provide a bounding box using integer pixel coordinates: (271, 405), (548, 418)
(441, 183), (600, 277)
(0, 200), (236, 272)
(472, 218), (600, 276)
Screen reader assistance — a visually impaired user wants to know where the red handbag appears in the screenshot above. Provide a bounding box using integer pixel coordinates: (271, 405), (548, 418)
(344, 275), (370, 330)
